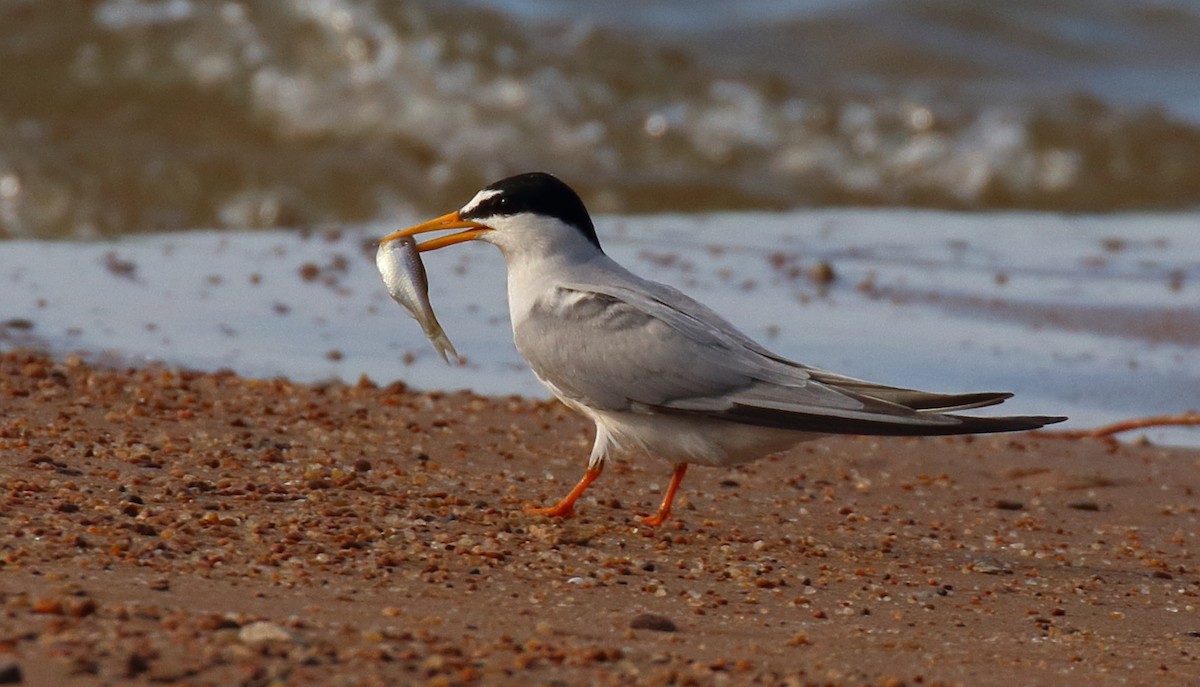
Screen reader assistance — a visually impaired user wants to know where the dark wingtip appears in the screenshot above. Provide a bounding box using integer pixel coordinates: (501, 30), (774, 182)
(695, 402), (1069, 436)
(949, 414), (1068, 434)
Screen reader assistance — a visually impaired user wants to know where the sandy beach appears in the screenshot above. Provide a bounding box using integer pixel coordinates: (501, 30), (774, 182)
(3, 349), (1198, 686)
(6, 3), (1200, 684)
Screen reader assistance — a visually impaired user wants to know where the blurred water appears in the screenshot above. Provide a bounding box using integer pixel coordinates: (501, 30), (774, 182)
(2, 0), (1200, 238)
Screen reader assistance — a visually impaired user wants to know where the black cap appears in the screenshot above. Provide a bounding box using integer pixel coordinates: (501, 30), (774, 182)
(460, 172), (601, 250)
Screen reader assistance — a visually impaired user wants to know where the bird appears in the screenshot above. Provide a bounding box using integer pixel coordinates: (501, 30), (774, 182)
(379, 172), (1066, 526)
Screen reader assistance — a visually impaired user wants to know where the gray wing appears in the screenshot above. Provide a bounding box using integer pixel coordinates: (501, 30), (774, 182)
(515, 279), (1064, 435)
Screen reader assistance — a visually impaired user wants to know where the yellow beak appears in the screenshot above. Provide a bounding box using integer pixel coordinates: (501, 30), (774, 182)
(379, 210), (492, 252)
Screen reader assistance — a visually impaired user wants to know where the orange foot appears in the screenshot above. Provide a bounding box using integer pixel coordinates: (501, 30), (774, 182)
(638, 463), (688, 527)
(523, 467), (602, 519)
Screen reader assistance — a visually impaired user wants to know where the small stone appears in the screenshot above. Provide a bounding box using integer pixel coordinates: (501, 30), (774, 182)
(630, 613), (676, 632)
(808, 261), (836, 286)
(1, 318), (33, 330)
(993, 499), (1024, 511)
(238, 621), (293, 644)
(31, 598), (63, 615)
(0, 662), (22, 685)
(972, 559), (1013, 575)
(67, 598), (97, 618)
(786, 632), (810, 646)
(123, 652), (150, 678)
(104, 252), (137, 279)
(298, 263), (320, 281)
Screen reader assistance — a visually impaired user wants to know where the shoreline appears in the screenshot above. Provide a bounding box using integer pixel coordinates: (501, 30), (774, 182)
(4, 212), (1199, 447)
(3, 349), (1198, 685)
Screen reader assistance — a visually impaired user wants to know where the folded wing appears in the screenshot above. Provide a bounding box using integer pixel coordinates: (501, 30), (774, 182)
(514, 277), (1064, 435)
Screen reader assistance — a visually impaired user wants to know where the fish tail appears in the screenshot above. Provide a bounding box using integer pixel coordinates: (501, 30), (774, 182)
(432, 332), (459, 364)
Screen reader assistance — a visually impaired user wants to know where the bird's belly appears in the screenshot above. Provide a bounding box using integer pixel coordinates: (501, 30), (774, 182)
(595, 410), (815, 467)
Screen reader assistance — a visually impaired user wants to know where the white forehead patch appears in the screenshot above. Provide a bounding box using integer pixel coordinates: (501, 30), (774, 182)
(459, 188), (502, 216)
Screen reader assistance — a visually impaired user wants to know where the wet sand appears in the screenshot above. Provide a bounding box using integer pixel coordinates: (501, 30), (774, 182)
(2, 349), (1199, 686)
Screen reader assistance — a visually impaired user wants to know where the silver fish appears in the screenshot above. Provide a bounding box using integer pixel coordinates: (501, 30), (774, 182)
(376, 236), (459, 364)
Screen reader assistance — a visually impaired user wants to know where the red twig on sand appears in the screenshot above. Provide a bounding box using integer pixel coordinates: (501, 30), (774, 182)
(1042, 413), (1200, 439)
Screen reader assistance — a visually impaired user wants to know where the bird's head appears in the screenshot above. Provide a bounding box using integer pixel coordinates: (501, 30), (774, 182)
(379, 172), (601, 260)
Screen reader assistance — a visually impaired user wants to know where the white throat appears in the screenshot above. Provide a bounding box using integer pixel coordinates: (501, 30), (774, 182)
(475, 214), (610, 328)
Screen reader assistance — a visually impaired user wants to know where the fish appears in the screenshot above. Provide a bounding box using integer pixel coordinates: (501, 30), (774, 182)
(375, 235), (459, 364)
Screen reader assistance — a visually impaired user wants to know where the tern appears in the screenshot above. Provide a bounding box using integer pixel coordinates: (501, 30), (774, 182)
(380, 172), (1065, 526)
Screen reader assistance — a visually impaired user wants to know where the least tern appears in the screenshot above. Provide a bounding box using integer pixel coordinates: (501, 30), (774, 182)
(380, 172), (1065, 526)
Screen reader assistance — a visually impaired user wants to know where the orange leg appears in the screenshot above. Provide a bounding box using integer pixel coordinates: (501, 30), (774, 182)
(524, 467), (602, 518)
(640, 463), (688, 527)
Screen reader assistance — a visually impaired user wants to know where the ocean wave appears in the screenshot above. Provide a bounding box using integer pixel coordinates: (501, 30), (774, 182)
(2, 0), (1199, 238)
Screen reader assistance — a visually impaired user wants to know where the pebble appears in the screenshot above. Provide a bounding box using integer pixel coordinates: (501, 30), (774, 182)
(1, 350), (1196, 685)
(630, 613), (677, 633)
(808, 261), (837, 286)
(238, 621), (294, 644)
